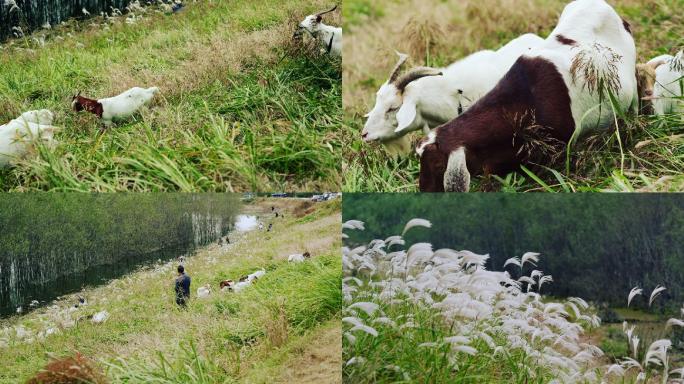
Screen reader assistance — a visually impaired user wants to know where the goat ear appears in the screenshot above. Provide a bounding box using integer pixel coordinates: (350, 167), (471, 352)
(315, 15), (322, 23)
(394, 99), (417, 133)
(444, 147), (470, 192)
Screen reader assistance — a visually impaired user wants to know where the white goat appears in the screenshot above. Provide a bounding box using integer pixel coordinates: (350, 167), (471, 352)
(361, 33), (544, 153)
(0, 110), (57, 167)
(297, 5), (342, 57)
(72, 86), (160, 127)
(197, 284), (211, 298)
(288, 252), (311, 263)
(646, 51), (684, 115)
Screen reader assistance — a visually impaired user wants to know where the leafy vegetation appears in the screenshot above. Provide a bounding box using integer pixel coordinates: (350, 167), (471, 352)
(0, 0), (342, 191)
(342, 0), (683, 192)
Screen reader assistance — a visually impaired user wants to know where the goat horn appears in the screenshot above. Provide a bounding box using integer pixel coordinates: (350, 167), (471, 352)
(395, 67), (443, 93)
(316, 4), (337, 17)
(648, 59), (667, 70)
(388, 51), (409, 84)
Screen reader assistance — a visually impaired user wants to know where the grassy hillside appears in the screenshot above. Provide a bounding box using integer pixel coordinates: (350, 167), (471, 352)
(1, 198), (342, 383)
(342, 0), (683, 192)
(0, 1), (342, 192)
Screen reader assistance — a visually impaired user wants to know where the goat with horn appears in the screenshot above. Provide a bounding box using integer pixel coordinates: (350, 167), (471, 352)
(296, 5), (342, 57)
(361, 33), (544, 155)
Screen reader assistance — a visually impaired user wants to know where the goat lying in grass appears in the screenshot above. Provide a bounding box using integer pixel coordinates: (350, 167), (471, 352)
(361, 34), (544, 154)
(72, 86), (160, 127)
(0, 110), (57, 167)
(296, 5), (341, 57)
(418, 0), (637, 192)
(288, 251), (311, 263)
(221, 269), (266, 293)
(644, 51), (684, 116)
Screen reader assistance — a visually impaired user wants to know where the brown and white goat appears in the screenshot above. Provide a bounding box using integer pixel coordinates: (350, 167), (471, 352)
(417, 0), (637, 192)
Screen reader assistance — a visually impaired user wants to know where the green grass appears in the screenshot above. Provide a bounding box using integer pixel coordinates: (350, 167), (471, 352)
(0, 0), (342, 192)
(0, 199), (342, 383)
(342, 0), (684, 192)
(343, 298), (559, 383)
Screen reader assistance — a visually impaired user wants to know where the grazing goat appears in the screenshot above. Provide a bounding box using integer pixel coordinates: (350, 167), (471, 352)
(644, 51), (684, 115)
(418, 0), (637, 192)
(72, 87), (160, 127)
(288, 251), (311, 263)
(219, 280), (234, 292)
(297, 5), (342, 57)
(1, 110), (57, 167)
(197, 284), (211, 298)
(362, 34), (544, 154)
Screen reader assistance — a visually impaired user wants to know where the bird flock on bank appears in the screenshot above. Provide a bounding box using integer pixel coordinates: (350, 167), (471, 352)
(361, 0), (683, 192)
(342, 218), (684, 383)
(0, 3), (342, 169)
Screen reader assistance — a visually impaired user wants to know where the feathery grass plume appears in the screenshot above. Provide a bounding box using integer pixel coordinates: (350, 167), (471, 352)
(520, 252), (539, 268)
(628, 287), (643, 307)
(570, 43), (623, 96)
(649, 285), (666, 307)
(401, 218), (432, 235)
(343, 218), (684, 383)
(343, 220), (366, 231)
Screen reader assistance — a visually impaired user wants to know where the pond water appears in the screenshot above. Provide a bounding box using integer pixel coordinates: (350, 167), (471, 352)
(1, 245), (195, 318)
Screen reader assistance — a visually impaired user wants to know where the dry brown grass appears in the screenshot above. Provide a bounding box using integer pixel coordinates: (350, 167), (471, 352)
(27, 353), (108, 384)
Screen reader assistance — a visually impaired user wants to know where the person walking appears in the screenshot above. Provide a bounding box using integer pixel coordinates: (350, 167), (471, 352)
(175, 265), (191, 307)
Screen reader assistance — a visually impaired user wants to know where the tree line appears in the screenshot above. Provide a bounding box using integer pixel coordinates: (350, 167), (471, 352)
(0, 193), (240, 313)
(343, 194), (684, 310)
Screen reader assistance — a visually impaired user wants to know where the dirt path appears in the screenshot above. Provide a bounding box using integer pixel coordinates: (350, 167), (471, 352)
(274, 323), (342, 384)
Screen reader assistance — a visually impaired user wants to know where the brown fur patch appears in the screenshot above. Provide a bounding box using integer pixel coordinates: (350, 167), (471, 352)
(555, 34), (577, 46)
(419, 57), (574, 191)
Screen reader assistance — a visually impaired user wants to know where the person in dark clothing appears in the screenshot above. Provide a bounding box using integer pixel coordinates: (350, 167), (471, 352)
(175, 265), (191, 307)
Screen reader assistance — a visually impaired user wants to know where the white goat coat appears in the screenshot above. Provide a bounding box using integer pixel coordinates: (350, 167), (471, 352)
(0, 110), (56, 167)
(316, 24), (342, 57)
(524, 0), (637, 135)
(99, 86), (159, 125)
(405, 34), (545, 131)
(648, 52), (683, 115)
(288, 254), (306, 263)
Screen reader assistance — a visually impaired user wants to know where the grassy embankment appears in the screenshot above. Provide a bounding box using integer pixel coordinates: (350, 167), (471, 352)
(1, 198), (342, 383)
(342, 0), (683, 192)
(0, 0), (342, 192)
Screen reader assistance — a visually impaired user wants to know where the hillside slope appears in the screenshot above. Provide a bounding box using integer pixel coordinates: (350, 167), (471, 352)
(1, 198), (342, 383)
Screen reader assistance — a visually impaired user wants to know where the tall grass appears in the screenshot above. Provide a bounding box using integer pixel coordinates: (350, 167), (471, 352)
(342, 0), (683, 192)
(0, 0), (342, 191)
(342, 217), (684, 383)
